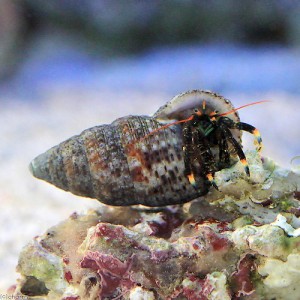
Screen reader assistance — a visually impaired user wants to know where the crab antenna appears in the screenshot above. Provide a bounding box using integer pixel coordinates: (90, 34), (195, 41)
(140, 115), (194, 140)
(217, 100), (270, 117)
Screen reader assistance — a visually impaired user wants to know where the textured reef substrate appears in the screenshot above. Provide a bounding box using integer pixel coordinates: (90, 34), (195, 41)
(12, 151), (300, 299)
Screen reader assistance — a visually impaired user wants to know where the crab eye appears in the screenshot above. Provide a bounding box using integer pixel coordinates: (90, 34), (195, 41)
(194, 108), (199, 113)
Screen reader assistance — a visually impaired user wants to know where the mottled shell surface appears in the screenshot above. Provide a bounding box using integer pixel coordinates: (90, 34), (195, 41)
(30, 90), (241, 206)
(30, 115), (206, 206)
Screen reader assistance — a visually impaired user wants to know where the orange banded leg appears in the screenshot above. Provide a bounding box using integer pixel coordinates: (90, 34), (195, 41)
(216, 127), (230, 167)
(206, 173), (218, 190)
(193, 129), (219, 190)
(231, 141), (250, 176)
(240, 158), (250, 176)
(183, 124), (202, 190)
(187, 173), (197, 188)
(221, 125), (250, 176)
(235, 122), (263, 152)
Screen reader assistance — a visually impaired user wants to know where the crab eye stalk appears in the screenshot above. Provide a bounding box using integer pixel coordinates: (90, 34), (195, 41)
(209, 111), (218, 121)
(193, 108), (202, 116)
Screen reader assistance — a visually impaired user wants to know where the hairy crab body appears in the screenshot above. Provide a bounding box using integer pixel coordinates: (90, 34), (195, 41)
(30, 90), (261, 206)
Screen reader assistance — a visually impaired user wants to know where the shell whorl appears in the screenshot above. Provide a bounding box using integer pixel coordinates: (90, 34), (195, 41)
(30, 115), (207, 206)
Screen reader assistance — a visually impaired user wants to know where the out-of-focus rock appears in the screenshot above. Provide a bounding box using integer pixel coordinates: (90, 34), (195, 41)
(13, 151), (300, 299)
(0, 0), (25, 79)
(23, 0), (300, 54)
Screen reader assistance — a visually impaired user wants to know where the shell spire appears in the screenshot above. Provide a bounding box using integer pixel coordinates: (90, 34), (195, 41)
(29, 152), (52, 184)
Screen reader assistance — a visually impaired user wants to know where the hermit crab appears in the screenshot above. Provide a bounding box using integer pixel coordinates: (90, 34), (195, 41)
(30, 90), (264, 207)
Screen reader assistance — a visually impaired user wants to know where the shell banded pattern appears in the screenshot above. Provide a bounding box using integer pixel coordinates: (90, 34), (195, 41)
(30, 90), (261, 207)
(30, 115), (206, 206)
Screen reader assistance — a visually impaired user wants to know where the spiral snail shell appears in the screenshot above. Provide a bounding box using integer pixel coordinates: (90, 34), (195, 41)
(29, 90), (244, 207)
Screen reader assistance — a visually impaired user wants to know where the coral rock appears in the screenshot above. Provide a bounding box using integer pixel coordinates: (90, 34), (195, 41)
(13, 151), (300, 299)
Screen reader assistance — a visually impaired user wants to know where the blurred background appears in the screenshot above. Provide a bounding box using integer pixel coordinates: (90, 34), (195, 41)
(1, 0), (300, 292)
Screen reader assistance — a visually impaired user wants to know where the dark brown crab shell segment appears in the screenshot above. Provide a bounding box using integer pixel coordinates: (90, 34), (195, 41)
(29, 115), (208, 206)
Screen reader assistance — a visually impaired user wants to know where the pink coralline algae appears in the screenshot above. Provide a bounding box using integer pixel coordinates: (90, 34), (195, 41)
(230, 254), (257, 297)
(181, 275), (214, 300)
(13, 151), (300, 299)
(81, 252), (134, 297)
